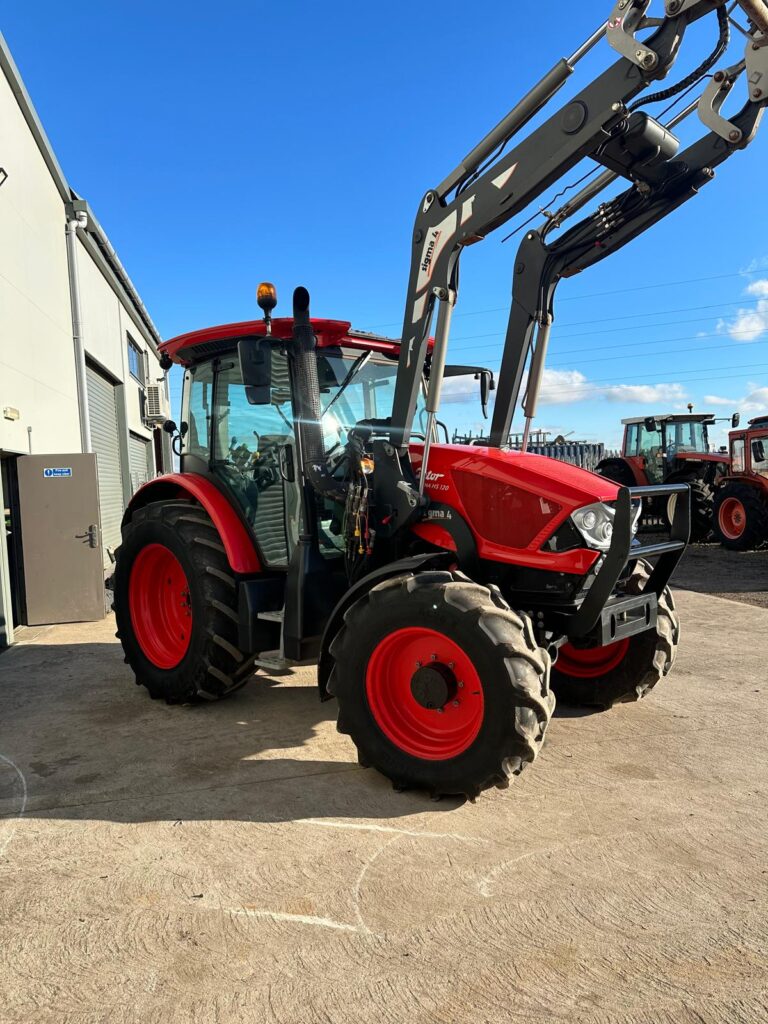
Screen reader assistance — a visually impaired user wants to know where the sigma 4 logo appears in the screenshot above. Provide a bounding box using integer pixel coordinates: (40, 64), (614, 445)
(420, 229), (441, 276)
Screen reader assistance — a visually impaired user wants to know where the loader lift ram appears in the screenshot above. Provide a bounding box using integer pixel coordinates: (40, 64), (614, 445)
(114, 0), (768, 798)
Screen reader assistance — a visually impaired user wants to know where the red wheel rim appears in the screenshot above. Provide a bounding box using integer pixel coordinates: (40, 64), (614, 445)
(365, 627), (484, 760)
(128, 544), (192, 669)
(718, 497), (746, 540)
(557, 638), (630, 679)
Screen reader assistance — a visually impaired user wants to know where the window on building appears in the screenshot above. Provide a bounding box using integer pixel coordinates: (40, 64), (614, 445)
(127, 335), (145, 383)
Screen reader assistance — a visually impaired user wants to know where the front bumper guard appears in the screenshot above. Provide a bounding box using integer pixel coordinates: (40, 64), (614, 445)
(566, 482), (690, 643)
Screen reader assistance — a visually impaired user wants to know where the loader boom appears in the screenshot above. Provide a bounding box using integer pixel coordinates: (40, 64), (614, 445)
(388, 0), (768, 462)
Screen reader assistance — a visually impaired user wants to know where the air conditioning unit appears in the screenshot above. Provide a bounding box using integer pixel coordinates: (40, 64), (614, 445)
(144, 385), (170, 424)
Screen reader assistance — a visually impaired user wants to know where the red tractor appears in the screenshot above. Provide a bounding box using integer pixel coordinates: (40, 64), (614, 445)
(596, 413), (736, 540)
(713, 416), (768, 550)
(113, 2), (768, 798)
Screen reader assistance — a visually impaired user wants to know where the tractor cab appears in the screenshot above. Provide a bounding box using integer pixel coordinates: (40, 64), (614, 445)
(620, 414), (716, 483)
(597, 412), (735, 540)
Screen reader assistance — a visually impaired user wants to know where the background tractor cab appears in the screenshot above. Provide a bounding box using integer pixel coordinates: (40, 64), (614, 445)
(596, 412), (737, 540)
(713, 416), (768, 550)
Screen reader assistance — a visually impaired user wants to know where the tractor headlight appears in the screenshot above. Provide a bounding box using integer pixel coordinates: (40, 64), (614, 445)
(571, 501), (616, 552)
(570, 499), (643, 552)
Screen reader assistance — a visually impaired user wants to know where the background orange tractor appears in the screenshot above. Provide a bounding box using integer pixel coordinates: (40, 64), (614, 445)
(713, 416), (768, 550)
(596, 413), (737, 541)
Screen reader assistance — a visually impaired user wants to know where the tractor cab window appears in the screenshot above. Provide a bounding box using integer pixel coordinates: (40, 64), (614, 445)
(732, 438), (746, 474)
(669, 420), (706, 453)
(751, 435), (768, 478)
(317, 347), (426, 449)
(627, 421), (663, 482)
(184, 362), (214, 461)
(211, 351), (299, 569)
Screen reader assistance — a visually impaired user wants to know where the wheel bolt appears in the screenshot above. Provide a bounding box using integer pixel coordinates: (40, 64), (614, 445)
(415, 661), (422, 669)
(452, 701), (460, 707)
(430, 654), (437, 661)
(458, 681), (464, 689)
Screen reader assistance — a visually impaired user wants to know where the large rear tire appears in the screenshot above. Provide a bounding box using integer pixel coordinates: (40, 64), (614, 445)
(550, 560), (679, 709)
(713, 483), (768, 551)
(328, 571), (554, 799)
(665, 474), (714, 542)
(114, 500), (256, 702)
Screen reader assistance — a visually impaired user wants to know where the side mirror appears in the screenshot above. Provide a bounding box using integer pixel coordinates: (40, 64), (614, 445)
(644, 416), (657, 432)
(478, 370), (495, 420)
(162, 419), (177, 434)
(732, 413), (741, 429)
(752, 439), (766, 464)
(238, 337), (272, 405)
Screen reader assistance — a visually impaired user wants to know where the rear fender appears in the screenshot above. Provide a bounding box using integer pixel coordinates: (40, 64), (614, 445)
(123, 473), (261, 574)
(317, 552), (453, 701)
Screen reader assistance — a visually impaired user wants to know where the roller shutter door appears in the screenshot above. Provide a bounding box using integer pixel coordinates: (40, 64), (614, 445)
(86, 365), (125, 567)
(128, 432), (153, 494)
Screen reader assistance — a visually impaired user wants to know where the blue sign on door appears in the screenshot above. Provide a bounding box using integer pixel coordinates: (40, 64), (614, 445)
(43, 467), (73, 478)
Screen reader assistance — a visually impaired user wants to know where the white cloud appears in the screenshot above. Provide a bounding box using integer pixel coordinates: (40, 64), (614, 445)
(442, 366), (687, 408)
(601, 383), (687, 404)
(704, 394), (737, 407)
(538, 369), (591, 405)
(718, 277), (768, 342)
(705, 385), (768, 415)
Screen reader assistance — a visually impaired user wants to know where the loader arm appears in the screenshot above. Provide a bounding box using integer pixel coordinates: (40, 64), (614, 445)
(489, 78), (767, 445)
(389, 0), (730, 448)
(389, 0), (768, 468)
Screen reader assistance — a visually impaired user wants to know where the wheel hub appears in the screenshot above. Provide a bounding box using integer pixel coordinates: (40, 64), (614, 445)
(410, 663), (457, 710)
(365, 627), (484, 760)
(128, 543), (193, 669)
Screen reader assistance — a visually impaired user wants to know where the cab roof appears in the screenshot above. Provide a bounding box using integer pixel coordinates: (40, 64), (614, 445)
(621, 413), (715, 425)
(161, 317), (413, 366)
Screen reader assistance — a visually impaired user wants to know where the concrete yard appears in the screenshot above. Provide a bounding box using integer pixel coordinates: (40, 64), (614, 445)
(1, 585), (767, 1023)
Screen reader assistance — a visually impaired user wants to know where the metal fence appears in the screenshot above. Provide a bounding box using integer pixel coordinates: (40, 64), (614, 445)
(452, 432), (618, 473)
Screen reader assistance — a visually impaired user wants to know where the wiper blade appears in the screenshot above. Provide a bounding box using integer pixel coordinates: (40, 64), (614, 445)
(323, 351), (371, 417)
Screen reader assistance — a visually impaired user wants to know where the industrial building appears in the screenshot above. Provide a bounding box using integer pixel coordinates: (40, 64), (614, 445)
(0, 32), (169, 647)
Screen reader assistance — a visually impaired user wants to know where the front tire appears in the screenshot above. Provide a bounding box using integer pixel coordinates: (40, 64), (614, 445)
(550, 560), (679, 709)
(327, 571), (554, 799)
(114, 500), (256, 702)
(713, 483), (768, 551)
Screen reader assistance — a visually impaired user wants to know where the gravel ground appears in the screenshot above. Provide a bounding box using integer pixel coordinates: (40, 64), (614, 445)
(670, 542), (768, 608)
(1, 588), (767, 1024)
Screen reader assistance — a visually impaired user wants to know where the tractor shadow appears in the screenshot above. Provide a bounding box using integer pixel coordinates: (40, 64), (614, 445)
(0, 641), (467, 825)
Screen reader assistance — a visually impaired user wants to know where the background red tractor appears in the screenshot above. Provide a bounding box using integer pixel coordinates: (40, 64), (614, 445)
(713, 416), (768, 550)
(596, 413), (737, 540)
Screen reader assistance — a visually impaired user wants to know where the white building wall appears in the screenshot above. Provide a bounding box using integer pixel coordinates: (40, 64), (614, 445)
(0, 66), (79, 455)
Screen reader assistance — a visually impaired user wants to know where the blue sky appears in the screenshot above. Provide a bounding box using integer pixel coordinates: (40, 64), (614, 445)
(4, 1), (767, 449)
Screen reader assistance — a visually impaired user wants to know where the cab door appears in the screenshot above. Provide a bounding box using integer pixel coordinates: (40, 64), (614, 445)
(207, 351), (301, 569)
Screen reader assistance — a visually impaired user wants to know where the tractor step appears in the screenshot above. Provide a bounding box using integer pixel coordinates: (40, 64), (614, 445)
(255, 649), (316, 673)
(257, 609), (284, 622)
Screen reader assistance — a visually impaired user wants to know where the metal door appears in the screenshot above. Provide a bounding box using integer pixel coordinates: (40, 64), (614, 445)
(86, 364), (125, 565)
(16, 454), (104, 625)
(128, 432), (153, 493)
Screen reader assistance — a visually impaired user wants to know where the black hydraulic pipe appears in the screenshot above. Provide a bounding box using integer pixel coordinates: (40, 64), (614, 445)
(436, 60), (575, 199)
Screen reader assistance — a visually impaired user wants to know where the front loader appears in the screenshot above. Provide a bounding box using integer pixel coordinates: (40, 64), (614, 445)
(114, 0), (768, 798)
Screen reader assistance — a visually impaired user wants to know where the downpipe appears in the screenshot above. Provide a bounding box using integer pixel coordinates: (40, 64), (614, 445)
(290, 287), (345, 500)
(65, 211), (92, 454)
